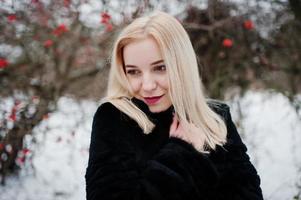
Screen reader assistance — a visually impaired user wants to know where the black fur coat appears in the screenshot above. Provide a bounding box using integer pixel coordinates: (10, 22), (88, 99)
(85, 97), (264, 200)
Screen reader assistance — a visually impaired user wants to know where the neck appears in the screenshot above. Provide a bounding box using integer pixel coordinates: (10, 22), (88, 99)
(131, 97), (174, 126)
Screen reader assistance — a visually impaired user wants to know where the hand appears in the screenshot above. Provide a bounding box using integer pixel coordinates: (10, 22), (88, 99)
(169, 113), (205, 150)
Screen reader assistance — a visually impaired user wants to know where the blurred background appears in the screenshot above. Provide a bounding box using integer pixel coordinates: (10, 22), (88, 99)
(0, 0), (300, 199)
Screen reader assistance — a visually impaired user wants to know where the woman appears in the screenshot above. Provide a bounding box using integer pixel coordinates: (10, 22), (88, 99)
(85, 11), (263, 200)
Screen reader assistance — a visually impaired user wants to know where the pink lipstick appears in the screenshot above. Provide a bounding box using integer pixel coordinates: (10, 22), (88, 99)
(144, 95), (163, 105)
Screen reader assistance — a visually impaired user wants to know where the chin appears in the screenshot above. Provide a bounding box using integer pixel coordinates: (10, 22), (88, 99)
(148, 103), (170, 113)
(148, 107), (162, 113)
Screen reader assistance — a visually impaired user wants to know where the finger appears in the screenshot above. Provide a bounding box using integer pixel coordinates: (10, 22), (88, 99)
(174, 114), (180, 129)
(179, 119), (191, 132)
(169, 115), (178, 135)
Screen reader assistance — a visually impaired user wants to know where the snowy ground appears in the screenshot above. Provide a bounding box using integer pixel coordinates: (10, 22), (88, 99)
(228, 91), (301, 200)
(0, 90), (300, 200)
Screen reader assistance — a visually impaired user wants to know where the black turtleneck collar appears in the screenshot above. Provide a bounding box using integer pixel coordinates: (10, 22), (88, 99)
(131, 97), (174, 126)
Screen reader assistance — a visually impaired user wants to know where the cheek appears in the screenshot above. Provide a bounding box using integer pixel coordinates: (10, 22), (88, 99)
(159, 76), (169, 90)
(128, 78), (141, 93)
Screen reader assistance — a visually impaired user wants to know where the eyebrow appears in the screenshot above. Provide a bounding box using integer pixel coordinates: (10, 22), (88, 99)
(124, 59), (164, 68)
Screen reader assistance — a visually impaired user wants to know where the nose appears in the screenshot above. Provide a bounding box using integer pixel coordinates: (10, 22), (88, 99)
(141, 74), (157, 92)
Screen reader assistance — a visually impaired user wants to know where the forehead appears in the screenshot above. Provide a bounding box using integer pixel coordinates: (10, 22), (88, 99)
(123, 36), (163, 66)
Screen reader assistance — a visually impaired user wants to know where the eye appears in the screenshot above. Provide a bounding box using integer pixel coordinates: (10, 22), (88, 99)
(154, 65), (166, 72)
(126, 69), (140, 76)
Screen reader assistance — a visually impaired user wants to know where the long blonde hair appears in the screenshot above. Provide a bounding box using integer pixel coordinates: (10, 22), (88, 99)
(104, 11), (227, 152)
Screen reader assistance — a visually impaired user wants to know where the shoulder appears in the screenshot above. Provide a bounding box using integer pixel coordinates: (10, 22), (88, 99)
(92, 101), (137, 130)
(94, 101), (117, 118)
(94, 101), (120, 118)
(92, 101), (126, 129)
(206, 99), (248, 152)
(206, 98), (230, 122)
(90, 101), (137, 148)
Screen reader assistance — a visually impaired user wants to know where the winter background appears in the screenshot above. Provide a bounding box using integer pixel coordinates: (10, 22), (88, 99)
(1, 0), (301, 199)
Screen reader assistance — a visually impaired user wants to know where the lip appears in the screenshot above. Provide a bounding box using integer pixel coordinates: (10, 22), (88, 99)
(144, 95), (164, 105)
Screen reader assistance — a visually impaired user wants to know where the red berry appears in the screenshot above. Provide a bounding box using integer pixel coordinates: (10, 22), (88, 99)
(43, 39), (53, 47)
(243, 20), (254, 30)
(52, 24), (68, 36)
(22, 148), (31, 155)
(222, 39), (233, 48)
(7, 14), (17, 22)
(0, 58), (9, 69)
(100, 12), (111, 24)
(0, 143), (4, 151)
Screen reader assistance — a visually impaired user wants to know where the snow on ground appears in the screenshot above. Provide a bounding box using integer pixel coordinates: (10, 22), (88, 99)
(228, 91), (301, 200)
(0, 90), (300, 200)
(0, 97), (99, 200)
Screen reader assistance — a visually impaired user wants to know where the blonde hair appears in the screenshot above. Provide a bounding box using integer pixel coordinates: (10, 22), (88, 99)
(104, 10), (227, 152)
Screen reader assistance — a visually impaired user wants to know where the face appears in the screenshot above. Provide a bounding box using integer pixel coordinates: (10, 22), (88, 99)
(123, 36), (172, 113)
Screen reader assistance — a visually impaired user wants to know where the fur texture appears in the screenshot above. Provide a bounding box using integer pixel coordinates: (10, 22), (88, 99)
(85, 98), (263, 200)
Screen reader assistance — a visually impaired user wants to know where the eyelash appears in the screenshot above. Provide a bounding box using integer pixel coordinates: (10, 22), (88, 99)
(155, 65), (166, 71)
(126, 70), (139, 75)
(126, 65), (166, 75)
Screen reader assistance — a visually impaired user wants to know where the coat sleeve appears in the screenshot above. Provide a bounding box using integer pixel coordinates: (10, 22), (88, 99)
(206, 102), (264, 200)
(84, 102), (216, 200)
